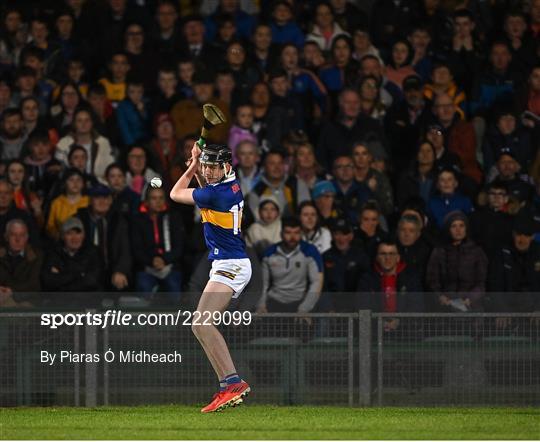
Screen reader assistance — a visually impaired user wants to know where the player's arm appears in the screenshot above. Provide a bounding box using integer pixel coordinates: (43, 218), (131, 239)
(170, 144), (200, 204)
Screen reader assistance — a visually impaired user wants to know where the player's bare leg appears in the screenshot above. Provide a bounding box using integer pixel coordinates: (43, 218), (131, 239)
(193, 280), (250, 412)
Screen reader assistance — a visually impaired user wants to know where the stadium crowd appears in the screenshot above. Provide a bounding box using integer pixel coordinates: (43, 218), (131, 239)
(0, 0), (539, 320)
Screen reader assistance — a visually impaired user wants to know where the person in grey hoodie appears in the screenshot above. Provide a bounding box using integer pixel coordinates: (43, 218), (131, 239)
(258, 217), (323, 313)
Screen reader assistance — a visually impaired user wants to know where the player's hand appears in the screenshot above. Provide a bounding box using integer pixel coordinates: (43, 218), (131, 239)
(153, 256), (166, 270)
(111, 272), (128, 289)
(191, 142), (201, 161)
(439, 295), (451, 306)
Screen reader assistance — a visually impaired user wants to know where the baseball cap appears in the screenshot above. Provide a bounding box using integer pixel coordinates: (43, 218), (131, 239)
(87, 183), (112, 197)
(312, 181), (336, 200)
(513, 215), (536, 236)
(403, 75), (422, 91)
(61, 217), (84, 234)
(497, 146), (517, 161)
(331, 218), (352, 234)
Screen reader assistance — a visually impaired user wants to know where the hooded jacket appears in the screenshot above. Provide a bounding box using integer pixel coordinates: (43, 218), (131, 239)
(426, 211), (488, 308)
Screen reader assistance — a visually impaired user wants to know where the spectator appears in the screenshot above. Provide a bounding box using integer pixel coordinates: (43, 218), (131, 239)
(351, 142), (393, 216)
(181, 14), (219, 72)
(245, 196), (282, 258)
(0, 219), (42, 307)
(319, 35), (358, 105)
(41, 216), (103, 307)
(0, 180), (40, 247)
(430, 92), (482, 184)
(5, 159), (43, 226)
(490, 148), (534, 204)
(319, 218), (369, 312)
(331, 0), (368, 33)
(482, 108), (532, 173)
(149, 113), (178, 189)
(228, 103), (257, 164)
(487, 215), (540, 314)
(170, 70), (231, 144)
(428, 166), (473, 229)
(291, 142), (325, 193)
(426, 210), (488, 311)
(470, 180), (514, 256)
(269, 1), (304, 48)
(397, 140), (437, 208)
(234, 140), (260, 196)
(358, 75), (387, 123)
(124, 145), (160, 197)
(123, 23), (159, 93)
(132, 187), (184, 303)
(203, 0), (255, 42)
(358, 239), (423, 333)
(51, 82), (82, 136)
(223, 40), (261, 103)
(55, 107), (115, 183)
(86, 83), (121, 148)
(116, 77), (150, 146)
(150, 67), (181, 115)
(317, 88), (384, 170)
(309, 180), (338, 226)
(331, 155), (371, 224)
(354, 201), (388, 260)
(0, 108), (25, 161)
(385, 75), (430, 166)
(248, 150), (308, 220)
(46, 168), (89, 240)
(104, 163), (139, 216)
(423, 62), (467, 119)
(76, 183), (131, 291)
(359, 54), (402, 107)
(258, 217), (323, 313)
(98, 52), (130, 105)
(63, 145), (99, 190)
(251, 23), (275, 74)
(298, 200), (332, 255)
(306, 2), (349, 53)
(151, 0), (183, 58)
(351, 26), (382, 64)
(385, 39), (417, 90)
(396, 214), (431, 288)
(23, 131), (62, 198)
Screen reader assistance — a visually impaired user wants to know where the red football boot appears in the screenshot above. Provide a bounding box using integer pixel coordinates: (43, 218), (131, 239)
(200, 381), (251, 413)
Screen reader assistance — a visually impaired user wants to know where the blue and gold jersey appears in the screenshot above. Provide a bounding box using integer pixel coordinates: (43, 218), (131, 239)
(193, 175), (248, 260)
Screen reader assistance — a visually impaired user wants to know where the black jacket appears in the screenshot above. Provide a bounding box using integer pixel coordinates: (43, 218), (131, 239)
(41, 244), (103, 307)
(131, 209), (184, 271)
(76, 207), (132, 279)
(319, 245), (370, 312)
(469, 207), (513, 256)
(487, 243), (540, 312)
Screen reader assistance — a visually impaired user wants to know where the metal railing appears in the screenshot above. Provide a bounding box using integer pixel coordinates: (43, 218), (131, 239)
(0, 301), (539, 407)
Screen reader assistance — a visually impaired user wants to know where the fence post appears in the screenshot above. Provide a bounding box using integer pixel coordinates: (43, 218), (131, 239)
(74, 326), (80, 406)
(85, 309), (98, 407)
(348, 316), (354, 406)
(103, 327), (109, 406)
(358, 310), (371, 406)
(377, 316), (383, 406)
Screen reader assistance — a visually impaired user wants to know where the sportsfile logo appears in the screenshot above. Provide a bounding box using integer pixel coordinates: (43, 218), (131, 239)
(40, 310), (252, 329)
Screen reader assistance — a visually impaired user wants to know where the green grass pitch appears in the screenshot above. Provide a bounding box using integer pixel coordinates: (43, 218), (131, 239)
(1, 406), (539, 439)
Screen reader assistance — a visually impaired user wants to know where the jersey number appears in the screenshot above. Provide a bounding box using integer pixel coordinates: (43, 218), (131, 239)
(229, 202), (244, 235)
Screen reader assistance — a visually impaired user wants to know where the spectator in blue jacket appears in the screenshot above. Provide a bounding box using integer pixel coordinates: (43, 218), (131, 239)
(428, 166), (473, 228)
(204, 0), (256, 41)
(116, 78), (150, 147)
(270, 1), (305, 48)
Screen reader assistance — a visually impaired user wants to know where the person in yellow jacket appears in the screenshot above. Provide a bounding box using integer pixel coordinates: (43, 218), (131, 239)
(46, 168), (89, 240)
(423, 62), (467, 119)
(98, 52), (130, 106)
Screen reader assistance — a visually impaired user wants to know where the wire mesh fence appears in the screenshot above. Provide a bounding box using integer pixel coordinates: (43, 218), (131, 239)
(374, 313), (540, 407)
(0, 295), (539, 408)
